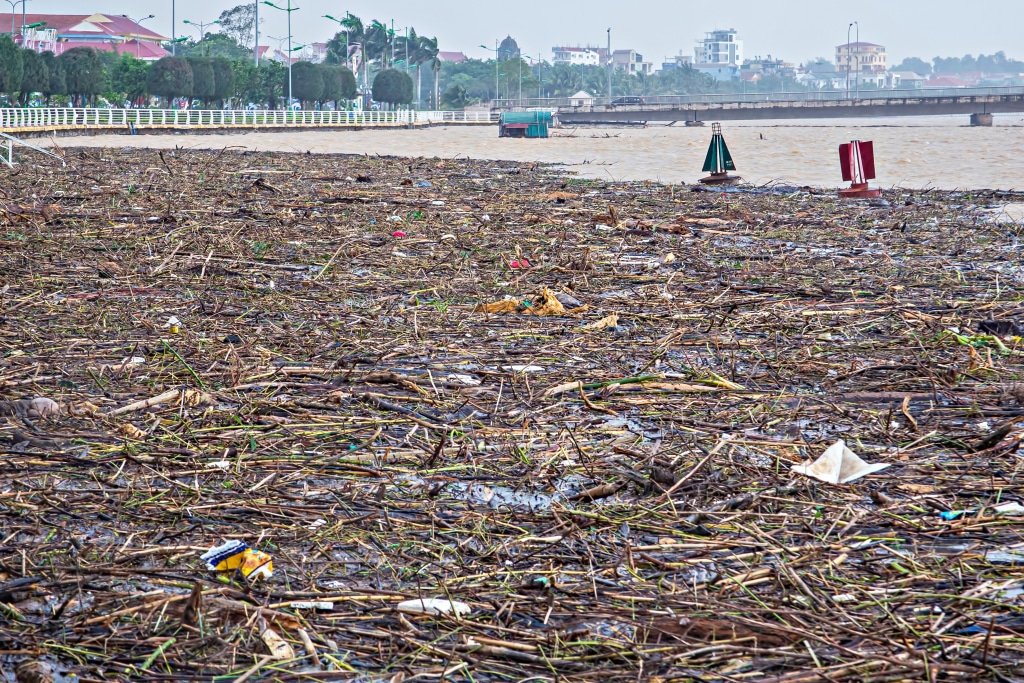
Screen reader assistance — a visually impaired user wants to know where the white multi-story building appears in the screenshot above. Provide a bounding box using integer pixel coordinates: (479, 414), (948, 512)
(695, 29), (743, 68)
(552, 46), (602, 67)
(612, 49), (653, 75)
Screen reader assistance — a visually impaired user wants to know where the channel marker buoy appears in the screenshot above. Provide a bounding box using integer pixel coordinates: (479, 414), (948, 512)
(838, 140), (882, 198)
(699, 123), (741, 186)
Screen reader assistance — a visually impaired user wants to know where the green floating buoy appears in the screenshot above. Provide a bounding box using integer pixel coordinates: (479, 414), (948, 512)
(699, 123), (742, 186)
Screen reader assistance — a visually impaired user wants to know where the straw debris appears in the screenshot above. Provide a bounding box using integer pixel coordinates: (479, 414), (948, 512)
(0, 146), (1023, 681)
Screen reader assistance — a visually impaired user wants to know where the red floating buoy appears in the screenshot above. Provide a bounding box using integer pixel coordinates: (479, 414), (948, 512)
(838, 140), (882, 198)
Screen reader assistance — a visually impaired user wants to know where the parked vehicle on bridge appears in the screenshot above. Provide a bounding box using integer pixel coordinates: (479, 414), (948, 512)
(611, 96), (645, 106)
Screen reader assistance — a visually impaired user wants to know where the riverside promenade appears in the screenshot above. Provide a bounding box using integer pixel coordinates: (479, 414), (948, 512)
(0, 108), (497, 137)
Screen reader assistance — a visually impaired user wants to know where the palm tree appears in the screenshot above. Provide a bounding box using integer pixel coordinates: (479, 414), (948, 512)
(410, 34), (439, 109)
(549, 64), (581, 98)
(340, 14), (368, 95)
(366, 20), (392, 69)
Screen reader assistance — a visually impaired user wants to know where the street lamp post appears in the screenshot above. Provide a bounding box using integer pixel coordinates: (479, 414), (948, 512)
(518, 54), (523, 104)
(264, 0), (298, 110)
(323, 14), (351, 71)
(183, 18), (221, 42)
(846, 23), (853, 98)
(607, 27), (612, 103)
(122, 14), (155, 58)
(266, 34), (288, 54)
(254, 0), (259, 66)
(3, 0), (28, 38)
(854, 21), (860, 98)
(480, 41), (513, 104)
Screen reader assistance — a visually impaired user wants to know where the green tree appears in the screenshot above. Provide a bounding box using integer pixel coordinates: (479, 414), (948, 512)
(337, 66), (357, 101)
(58, 47), (104, 106)
(0, 35), (24, 99)
(179, 33), (252, 60)
(110, 54), (150, 106)
(372, 68), (413, 107)
(438, 58), (503, 101)
(147, 56), (193, 103)
(19, 48), (48, 103)
(230, 58), (257, 105)
(256, 60), (286, 108)
(318, 65), (357, 104)
(891, 57), (932, 74)
(218, 3), (260, 51)
(548, 64), (582, 97)
(365, 20), (394, 70)
(440, 84), (469, 109)
(187, 57), (215, 104)
(325, 14), (365, 79)
(40, 51), (65, 104)
(320, 65), (342, 103)
(211, 57), (235, 106)
(95, 50), (121, 96)
(408, 32), (439, 108)
(290, 61), (323, 108)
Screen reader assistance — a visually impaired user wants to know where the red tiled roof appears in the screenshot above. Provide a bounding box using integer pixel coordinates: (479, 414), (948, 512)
(54, 39), (169, 61)
(0, 12), (167, 41)
(923, 76), (972, 88)
(438, 51), (466, 62)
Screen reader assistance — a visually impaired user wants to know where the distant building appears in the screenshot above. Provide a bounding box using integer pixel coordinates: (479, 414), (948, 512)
(695, 29), (743, 67)
(438, 51), (467, 63)
(268, 49), (301, 65)
(741, 56), (796, 80)
(309, 42), (328, 63)
(695, 64), (739, 81)
(923, 76), (972, 88)
(693, 29), (743, 81)
(660, 53), (693, 72)
(836, 42), (887, 87)
(888, 71), (926, 89)
(569, 90), (594, 106)
(796, 68), (846, 90)
(498, 35), (520, 60)
(0, 12), (169, 60)
(552, 46), (602, 67)
(613, 49), (653, 75)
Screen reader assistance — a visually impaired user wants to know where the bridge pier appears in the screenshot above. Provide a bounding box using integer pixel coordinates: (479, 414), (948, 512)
(970, 113), (994, 127)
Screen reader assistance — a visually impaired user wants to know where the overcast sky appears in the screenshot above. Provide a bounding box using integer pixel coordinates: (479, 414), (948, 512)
(24, 0), (1024, 66)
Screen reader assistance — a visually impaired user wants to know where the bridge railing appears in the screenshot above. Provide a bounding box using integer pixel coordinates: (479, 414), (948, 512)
(0, 108), (500, 131)
(494, 85), (1024, 110)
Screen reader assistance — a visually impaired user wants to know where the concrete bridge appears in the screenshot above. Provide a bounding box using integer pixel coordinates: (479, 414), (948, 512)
(496, 86), (1024, 125)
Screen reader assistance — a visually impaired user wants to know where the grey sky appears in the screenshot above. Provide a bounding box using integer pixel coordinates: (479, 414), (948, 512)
(26, 0), (1024, 67)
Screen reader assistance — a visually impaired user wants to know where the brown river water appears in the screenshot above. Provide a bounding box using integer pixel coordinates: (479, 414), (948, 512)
(45, 114), (1024, 190)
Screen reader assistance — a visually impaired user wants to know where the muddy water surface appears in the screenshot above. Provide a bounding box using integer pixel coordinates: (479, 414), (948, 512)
(50, 114), (1024, 189)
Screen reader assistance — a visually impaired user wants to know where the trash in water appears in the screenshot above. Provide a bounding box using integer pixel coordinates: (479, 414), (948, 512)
(791, 440), (890, 484)
(397, 598), (471, 616)
(940, 501), (1024, 520)
(200, 540), (273, 581)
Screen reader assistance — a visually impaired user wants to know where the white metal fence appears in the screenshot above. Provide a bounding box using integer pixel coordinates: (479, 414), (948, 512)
(0, 108), (499, 131)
